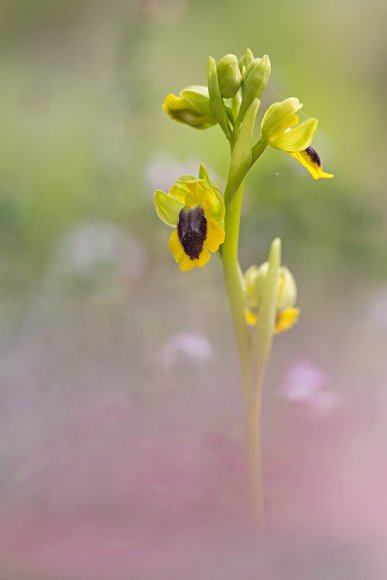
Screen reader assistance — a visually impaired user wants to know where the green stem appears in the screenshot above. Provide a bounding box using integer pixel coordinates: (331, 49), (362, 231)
(222, 184), (251, 395)
(221, 134), (277, 527)
(244, 405), (264, 523)
(223, 196), (280, 524)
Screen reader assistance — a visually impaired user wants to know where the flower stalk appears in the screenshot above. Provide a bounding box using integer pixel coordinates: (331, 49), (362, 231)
(154, 48), (334, 525)
(222, 183), (251, 393)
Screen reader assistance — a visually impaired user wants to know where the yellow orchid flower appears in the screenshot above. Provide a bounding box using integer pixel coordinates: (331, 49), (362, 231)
(244, 262), (300, 334)
(154, 170), (225, 272)
(260, 97), (334, 180)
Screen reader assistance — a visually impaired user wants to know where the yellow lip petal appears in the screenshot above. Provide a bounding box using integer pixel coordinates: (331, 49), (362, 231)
(178, 249), (211, 272)
(244, 308), (257, 326)
(204, 217), (225, 252)
(168, 229), (185, 264)
(289, 149), (334, 180)
(275, 307), (300, 334)
(195, 248), (211, 268)
(179, 255), (196, 272)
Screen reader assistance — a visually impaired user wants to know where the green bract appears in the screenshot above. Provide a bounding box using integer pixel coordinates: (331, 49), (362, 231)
(208, 57), (232, 139)
(226, 98), (259, 203)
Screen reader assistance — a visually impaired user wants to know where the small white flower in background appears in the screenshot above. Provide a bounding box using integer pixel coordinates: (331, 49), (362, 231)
(367, 287), (387, 333)
(279, 358), (341, 416)
(146, 153), (219, 192)
(54, 221), (147, 280)
(160, 331), (213, 371)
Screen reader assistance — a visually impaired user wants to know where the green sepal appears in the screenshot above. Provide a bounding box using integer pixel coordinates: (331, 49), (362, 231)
(199, 163), (211, 184)
(270, 117), (319, 151)
(211, 182), (225, 222)
(176, 175), (197, 183)
(261, 97), (301, 140)
(163, 86), (217, 130)
(208, 56), (232, 140)
(198, 165), (225, 221)
(180, 86), (214, 118)
(225, 98), (259, 205)
(154, 189), (184, 227)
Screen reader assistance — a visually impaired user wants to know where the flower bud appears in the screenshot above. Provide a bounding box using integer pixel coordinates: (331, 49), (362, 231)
(244, 262), (299, 332)
(217, 54), (242, 99)
(239, 48), (255, 72)
(162, 85), (217, 130)
(237, 55), (270, 124)
(276, 266), (297, 310)
(244, 263), (267, 311)
(243, 54), (271, 99)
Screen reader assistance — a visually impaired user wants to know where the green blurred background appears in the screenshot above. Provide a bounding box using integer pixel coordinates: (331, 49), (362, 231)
(0, 0), (386, 473)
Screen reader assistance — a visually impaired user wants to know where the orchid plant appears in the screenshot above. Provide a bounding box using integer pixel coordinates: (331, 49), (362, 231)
(154, 49), (334, 523)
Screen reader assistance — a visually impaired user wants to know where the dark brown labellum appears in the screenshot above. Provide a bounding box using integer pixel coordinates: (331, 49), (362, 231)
(305, 146), (321, 167)
(177, 206), (207, 260)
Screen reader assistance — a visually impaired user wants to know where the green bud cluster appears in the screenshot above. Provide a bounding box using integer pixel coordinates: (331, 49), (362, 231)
(207, 49), (272, 204)
(162, 48), (333, 205)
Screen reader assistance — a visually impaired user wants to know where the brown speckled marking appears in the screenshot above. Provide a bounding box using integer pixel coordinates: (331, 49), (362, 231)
(177, 206), (207, 260)
(305, 146), (321, 167)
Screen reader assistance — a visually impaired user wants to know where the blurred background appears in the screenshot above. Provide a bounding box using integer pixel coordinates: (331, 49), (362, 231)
(0, 0), (386, 578)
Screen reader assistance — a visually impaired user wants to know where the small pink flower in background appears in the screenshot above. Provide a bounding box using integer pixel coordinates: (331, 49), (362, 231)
(137, 0), (187, 25)
(278, 358), (342, 416)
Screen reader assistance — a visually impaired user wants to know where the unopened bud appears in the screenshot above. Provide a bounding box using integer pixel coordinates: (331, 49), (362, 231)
(244, 262), (297, 315)
(217, 54), (242, 99)
(239, 48), (255, 73)
(243, 54), (271, 100)
(237, 54), (271, 123)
